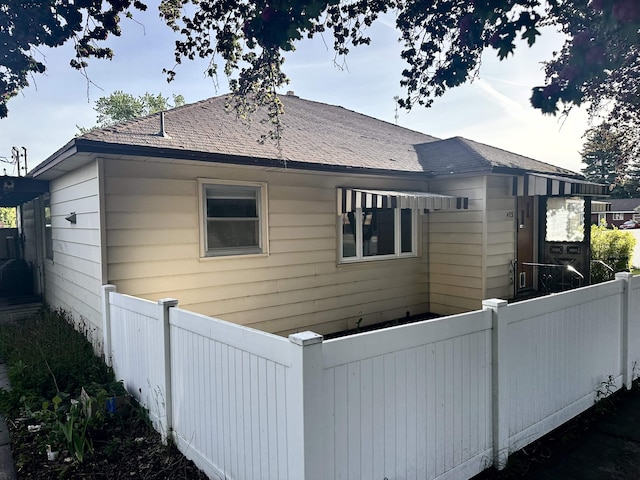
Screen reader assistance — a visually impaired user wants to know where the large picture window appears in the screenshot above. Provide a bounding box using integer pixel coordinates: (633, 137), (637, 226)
(200, 181), (267, 257)
(340, 207), (416, 262)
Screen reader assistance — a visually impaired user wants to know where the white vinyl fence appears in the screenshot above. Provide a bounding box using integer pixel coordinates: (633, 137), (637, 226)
(101, 273), (640, 480)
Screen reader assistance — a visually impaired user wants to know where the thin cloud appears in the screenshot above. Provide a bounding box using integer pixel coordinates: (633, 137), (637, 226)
(472, 78), (531, 122)
(479, 75), (537, 88)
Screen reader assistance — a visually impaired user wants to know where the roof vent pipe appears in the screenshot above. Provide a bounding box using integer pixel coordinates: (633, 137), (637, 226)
(159, 111), (171, 138)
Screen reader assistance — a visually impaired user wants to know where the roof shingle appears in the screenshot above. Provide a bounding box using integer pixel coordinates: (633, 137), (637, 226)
(55, 94), (580, 178)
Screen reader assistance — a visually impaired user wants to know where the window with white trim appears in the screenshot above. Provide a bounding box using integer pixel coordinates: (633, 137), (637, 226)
(613, 212), (624, 220)
(200, 181), (267, 257)
(340, 207), (416, 262)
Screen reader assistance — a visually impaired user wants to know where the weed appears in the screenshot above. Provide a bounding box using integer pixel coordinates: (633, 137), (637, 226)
(0, 308), (113, 415)
(594, 374), (618, 415)
(58, 402), (93, 463)
(596, 375), (617, 402)
(0, 307), (207, 478)
(0, 308), (125, 464)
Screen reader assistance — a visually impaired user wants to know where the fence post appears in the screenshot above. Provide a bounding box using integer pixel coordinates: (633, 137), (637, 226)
(101, 284), (116, 367)
(158, 297), (178, 444)
(616, 272), (633, 389)
(287, 331), (324, 480)
(483, 298), (510, 470)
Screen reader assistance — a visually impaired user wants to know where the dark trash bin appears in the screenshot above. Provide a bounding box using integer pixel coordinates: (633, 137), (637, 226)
(0, 259), (33, 296)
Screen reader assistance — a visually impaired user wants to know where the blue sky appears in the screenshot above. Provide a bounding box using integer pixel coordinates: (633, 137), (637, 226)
(0, 7), (591, 176)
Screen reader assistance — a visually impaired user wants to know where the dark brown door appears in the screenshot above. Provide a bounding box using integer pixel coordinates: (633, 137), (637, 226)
(517, 196), (535, 290)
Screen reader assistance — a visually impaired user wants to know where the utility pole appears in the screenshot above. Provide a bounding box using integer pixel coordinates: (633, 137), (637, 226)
(10, 146), (27, 176)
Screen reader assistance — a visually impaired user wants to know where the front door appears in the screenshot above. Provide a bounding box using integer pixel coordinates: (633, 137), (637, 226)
(517, 196), (535, 292)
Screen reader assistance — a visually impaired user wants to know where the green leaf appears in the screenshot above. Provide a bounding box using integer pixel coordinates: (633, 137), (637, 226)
(521, 27), (540, 46)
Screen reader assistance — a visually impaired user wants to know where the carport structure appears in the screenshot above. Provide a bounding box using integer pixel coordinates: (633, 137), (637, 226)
(0, 175), (48, 306)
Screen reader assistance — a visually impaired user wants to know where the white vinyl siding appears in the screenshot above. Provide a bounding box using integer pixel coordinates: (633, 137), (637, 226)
(104, 157), (433, 336)
(42, 161), (104, 344)
(427, 175), (516, 315)
(485, 176), (516, 300)
(27, 154), (520, 339)
(427, 176), (485, 315)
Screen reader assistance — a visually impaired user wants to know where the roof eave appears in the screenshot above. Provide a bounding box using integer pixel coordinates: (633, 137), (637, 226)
(37, 139), (436, 179)
(489, 165), (584, 179)
(29, 138), (79, 179)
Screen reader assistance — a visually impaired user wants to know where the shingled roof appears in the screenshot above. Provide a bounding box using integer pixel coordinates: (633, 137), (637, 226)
(607, 198), (640, 212)
(34, 93), (581, 179)
(415, 136), (580, 177)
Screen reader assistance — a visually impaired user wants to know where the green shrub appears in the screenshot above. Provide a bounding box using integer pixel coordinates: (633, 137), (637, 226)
(591, 224), (636, 283)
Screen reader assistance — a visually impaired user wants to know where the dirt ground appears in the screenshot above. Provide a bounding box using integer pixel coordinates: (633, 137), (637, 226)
(473, 386), (640, 480)
(8, 415), (208, 479)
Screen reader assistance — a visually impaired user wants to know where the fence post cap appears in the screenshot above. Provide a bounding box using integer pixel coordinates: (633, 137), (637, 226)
(289, 331), (323, 346)
(615, 272), (633, 280)
(158, 298), (179, 307)
(483, 298), (508, 309)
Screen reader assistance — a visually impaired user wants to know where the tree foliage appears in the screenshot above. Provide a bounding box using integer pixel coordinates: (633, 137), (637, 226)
(0, 207), (16, 228)
(581, 123), (640, 198)
(78, 91), (185, 133)
(0, 0), (147, 118)
(2, 1), (638, 125)
(158, 0), (640, 121)
(537, 0), (640, 123)
(590, 223), (635, 282)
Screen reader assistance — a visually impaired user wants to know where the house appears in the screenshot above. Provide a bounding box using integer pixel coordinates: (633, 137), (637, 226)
(12, 93), (607, 344)
(591, 198), (640, 227)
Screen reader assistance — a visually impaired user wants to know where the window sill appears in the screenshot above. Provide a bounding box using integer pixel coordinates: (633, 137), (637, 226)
(199, 252), (269, 261)
(338, 254), (418, 266)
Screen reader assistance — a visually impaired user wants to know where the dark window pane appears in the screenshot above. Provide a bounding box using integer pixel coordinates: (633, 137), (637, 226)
(207, 220), (259, 249)
(363, 209), (395, 257)
(342, 213), (356, 258)
(207, 198), (257, 218)
(401, 209), (412, 253)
